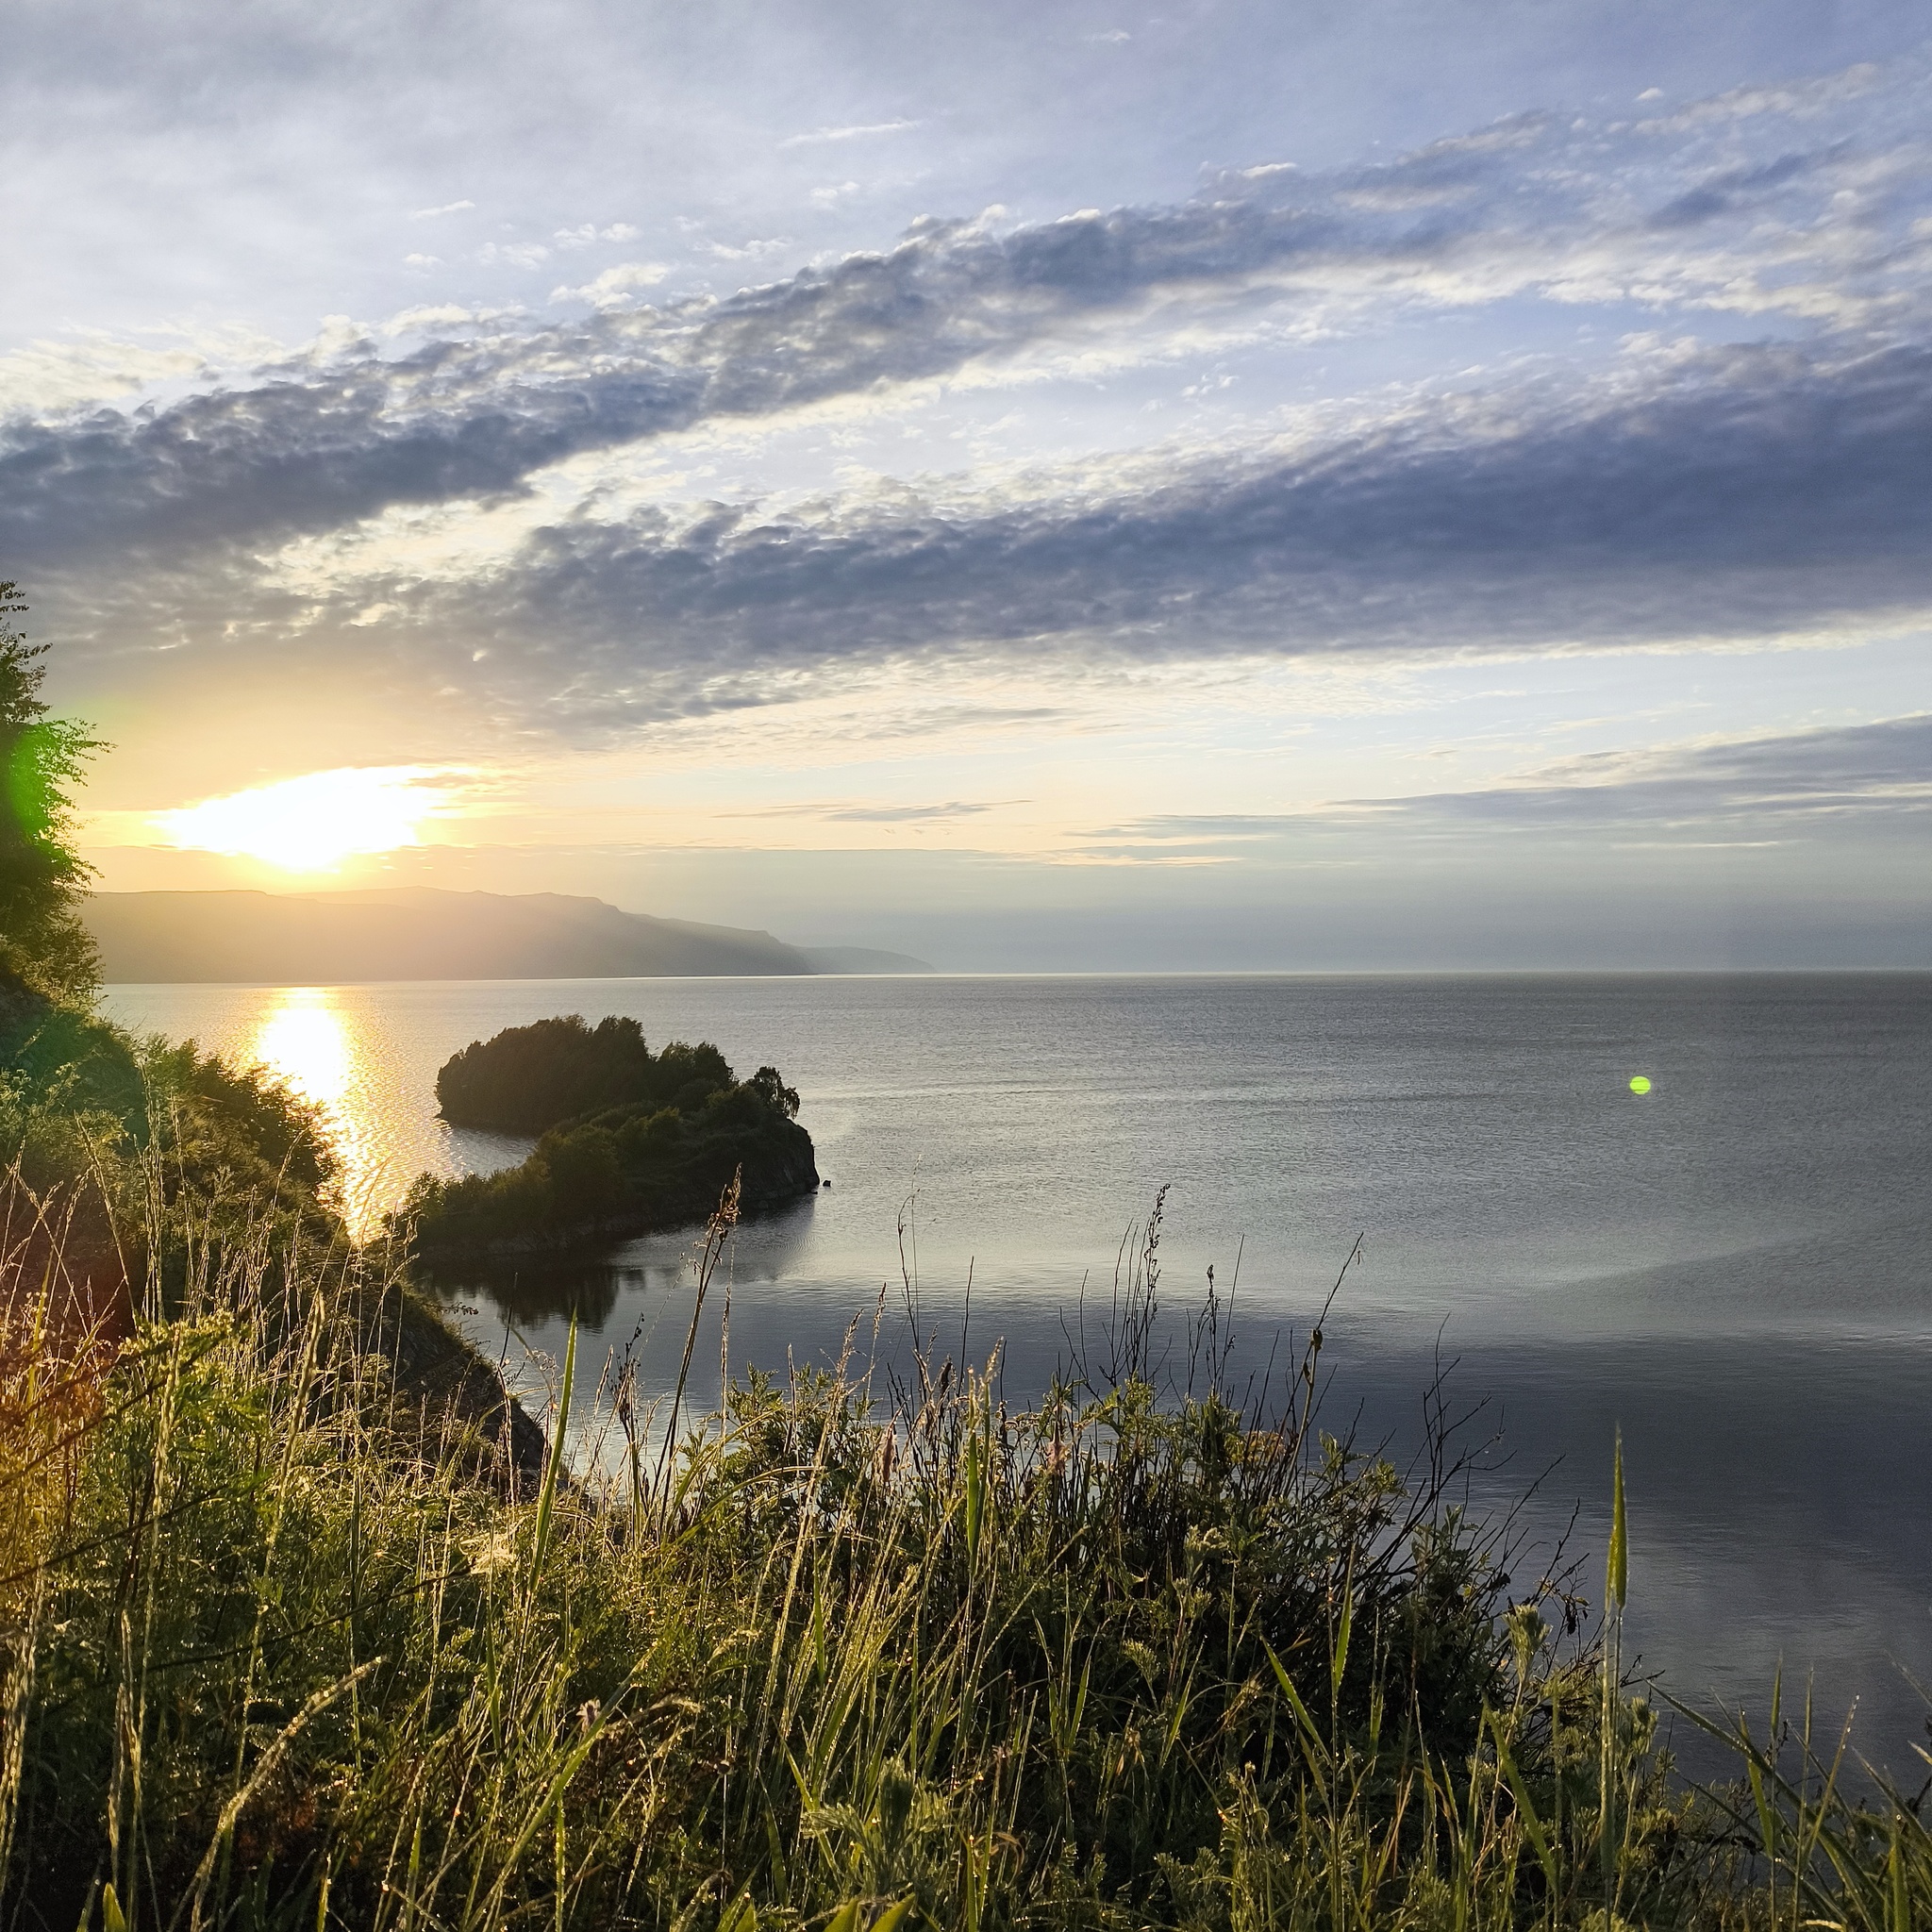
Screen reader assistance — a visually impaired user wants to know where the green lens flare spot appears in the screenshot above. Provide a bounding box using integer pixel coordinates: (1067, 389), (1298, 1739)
(1628, 1074), (1652, 1095)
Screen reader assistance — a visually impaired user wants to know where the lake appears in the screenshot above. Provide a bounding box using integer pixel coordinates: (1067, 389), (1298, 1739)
(101, 972), (1932, 1774)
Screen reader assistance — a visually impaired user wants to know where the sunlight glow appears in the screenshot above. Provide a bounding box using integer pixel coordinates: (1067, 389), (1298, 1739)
(250, 990), (390, 1241)
(255, 992), (353, 1110)
(151, 765), (458, 872)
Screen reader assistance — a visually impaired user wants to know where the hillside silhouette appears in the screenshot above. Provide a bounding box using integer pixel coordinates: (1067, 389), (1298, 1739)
(86, 886), (828, 981)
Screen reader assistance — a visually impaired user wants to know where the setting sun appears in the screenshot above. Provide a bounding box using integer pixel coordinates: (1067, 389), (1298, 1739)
(150, 765), (458, 872)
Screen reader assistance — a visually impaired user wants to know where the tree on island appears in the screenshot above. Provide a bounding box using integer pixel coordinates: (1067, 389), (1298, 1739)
(0, 582), (103, 1004)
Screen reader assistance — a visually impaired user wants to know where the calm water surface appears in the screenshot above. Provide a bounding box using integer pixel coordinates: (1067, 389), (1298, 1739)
(102, 974), (1932, 1772)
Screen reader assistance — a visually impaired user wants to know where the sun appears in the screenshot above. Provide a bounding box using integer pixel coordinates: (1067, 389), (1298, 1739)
(151, 766), (459, 873)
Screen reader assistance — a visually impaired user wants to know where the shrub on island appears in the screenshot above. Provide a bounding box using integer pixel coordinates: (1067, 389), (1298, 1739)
(405, 1017), (816, 1255)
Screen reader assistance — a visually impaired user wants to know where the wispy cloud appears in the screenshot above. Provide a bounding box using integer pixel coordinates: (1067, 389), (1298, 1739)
(410, 200), (475, 220)
(1375, 714), (1932, 833)
(703, 236), (791, 262)
(1107, 716), (1932, 850)
(0, 333), (213, 416)
(813, 800), (1007, 823)
(475, 240), (550, 269)
(778, 119), (920, 149)
(342, 334), (1932, 733)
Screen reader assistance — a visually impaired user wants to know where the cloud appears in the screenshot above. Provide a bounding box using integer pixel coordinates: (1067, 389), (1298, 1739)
(1111, 716), (1932, 849)
(0, 333), (211, 415)
(8, 54), (1932, 739)
(777, 119), (919, 149)
(475, 240), (550, 269)
(382, 303), (486, 335)
(817, 800), (1004, 823)
(1378, 713), (1932, 833)
(360, 333), (1932, 732)
(11, 53), (1925, 556)
(550, 259), (672, 305)
(1088, 813), (1299, 842)
(719, 798), (1009, 824)
(411, 200), (475, 219)
(554, 223), (641, 248)
(704, 236), (791, 261)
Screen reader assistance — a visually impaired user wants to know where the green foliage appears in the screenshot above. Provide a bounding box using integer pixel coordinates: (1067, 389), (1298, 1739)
(0, 979), (143, 1136)
(140, 1035), (337, 1196)
(405, 1024), (815, 1257)
(0, 582), (104, 1004)
(2, 958), (346, 1332)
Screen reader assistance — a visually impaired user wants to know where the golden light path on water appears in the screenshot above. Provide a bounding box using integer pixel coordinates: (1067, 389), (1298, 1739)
(100, 982), (538, 1243)
(248, 989), (385, 1239)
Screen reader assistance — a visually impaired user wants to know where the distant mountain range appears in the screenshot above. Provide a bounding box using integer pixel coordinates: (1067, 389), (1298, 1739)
(83, 889), (933, 983)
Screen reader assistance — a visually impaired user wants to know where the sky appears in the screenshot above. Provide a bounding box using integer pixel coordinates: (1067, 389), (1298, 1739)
(6, 0), (1930, 969)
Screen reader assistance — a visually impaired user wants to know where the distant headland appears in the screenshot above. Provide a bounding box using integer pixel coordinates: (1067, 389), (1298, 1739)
(82, 887), (933, 983)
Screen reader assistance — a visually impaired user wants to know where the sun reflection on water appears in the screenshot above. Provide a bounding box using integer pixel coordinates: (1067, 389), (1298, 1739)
(254, 991), (353, 1109)
(251, 990), (381, 1236)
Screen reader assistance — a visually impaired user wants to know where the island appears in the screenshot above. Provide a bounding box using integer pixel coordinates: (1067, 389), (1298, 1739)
(399, 1014), (819, 1256)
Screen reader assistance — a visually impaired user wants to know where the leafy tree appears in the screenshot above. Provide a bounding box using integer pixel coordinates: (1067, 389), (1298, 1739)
(747, 1063), (801, 1119)
(0, 583), (103, 1003)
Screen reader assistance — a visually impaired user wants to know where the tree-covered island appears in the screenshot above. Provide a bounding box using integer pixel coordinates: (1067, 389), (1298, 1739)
(400, 1014), (818, 1257)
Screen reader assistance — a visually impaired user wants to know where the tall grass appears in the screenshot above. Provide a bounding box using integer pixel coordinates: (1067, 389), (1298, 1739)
(1, 1165), (1927, 1929)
